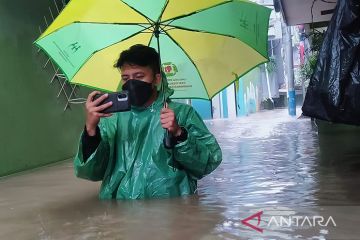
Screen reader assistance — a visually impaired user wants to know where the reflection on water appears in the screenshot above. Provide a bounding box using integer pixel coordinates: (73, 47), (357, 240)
(1, 109), (360, 239)
(200, 117), (319, 207)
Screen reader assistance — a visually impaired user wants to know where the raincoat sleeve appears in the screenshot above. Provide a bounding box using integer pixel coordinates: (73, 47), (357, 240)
(172, 106), (222, 180)
(73, 115), (117, 181)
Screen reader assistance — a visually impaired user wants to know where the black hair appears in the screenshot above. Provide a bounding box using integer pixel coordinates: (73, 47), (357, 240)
(114, 44), (160, 74)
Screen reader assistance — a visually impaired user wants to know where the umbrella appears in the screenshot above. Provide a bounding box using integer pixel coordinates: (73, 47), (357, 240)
(35, 0), (271, 100)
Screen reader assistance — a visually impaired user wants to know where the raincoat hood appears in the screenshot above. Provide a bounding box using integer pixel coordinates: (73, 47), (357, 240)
(130, 72), (174, 112)
(158, 72), (174, 103)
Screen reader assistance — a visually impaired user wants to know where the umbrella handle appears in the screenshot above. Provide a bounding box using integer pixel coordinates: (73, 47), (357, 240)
(163, 102), (175, 149)
(163, 130), (175, 149)
(157, 37), (174, 149)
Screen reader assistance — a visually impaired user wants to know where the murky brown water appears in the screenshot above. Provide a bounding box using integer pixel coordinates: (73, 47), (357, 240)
(1, 109), (360, 239)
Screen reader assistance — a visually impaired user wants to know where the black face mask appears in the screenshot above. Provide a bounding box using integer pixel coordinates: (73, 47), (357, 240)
(122, 79), (154, 107)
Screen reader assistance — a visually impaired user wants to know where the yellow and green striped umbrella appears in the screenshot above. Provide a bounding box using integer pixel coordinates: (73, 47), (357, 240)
(35, 0), (271, 99)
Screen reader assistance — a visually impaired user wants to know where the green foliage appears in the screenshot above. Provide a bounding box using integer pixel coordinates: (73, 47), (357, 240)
(299, 53), (318, 81)
(299, 30), (325, 86)
(310, 30), (326, 52)
(266, 56), (277, 74)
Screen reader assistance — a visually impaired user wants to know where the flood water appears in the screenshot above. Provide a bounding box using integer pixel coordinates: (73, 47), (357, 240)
(1, 109), (360, 239)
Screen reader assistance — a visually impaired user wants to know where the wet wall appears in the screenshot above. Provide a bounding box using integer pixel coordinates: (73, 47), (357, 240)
(0, 0), (86, 176)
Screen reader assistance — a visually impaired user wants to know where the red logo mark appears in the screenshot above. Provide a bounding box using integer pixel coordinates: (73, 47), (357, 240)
(241, 211), (264, 233)
(165, 65), (172, 73)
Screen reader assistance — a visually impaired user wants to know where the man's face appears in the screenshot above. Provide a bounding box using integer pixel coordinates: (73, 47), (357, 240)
(121, 63), (160, 85)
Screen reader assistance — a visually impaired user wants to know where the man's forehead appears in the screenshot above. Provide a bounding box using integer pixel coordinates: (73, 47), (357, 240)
(121, 69), (145, 75)
(121, 64), (151, 74)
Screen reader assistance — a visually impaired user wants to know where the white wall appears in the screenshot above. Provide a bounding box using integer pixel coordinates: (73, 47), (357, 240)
(212, 93), (221, 119)
(226, 84), (237, 119)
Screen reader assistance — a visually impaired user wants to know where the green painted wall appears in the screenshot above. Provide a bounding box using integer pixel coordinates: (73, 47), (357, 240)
(0, 0), (87, 176)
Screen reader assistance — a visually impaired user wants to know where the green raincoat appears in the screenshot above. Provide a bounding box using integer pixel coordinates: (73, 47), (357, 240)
(73, 84), (222, 200)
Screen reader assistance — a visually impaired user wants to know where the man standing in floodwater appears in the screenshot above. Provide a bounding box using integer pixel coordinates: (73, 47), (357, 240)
(73, 44), (222, 200)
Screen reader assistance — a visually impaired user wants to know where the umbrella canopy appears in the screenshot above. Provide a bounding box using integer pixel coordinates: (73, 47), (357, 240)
(35, 0), (271, 99)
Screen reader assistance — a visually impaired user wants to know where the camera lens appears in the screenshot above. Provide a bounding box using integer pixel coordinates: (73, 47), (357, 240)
(117, 93), (128, 101)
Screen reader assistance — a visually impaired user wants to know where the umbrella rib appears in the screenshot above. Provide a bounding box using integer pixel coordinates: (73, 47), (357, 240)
(164, 32), (211, 99)
(87, 27), (153, 54)
(34, 43), (72, 83)
(162, 26), (269, 59)
(160, 19), (176, 30)
(160, 0), (232, 24)
(74, 21), (151, 27)
(67, 28), (152, 84)
(121, 1), (155, 25)
(208, 58), (269, 99)
(157, 0), (170, 23)
(159, 25), (172, 34)
(36, 22), (152, 42)
(160, 0), (271, 59)
(161, 26), (177, 32)
(147, 24), (168, 47)
(147, 34), (154, 48)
